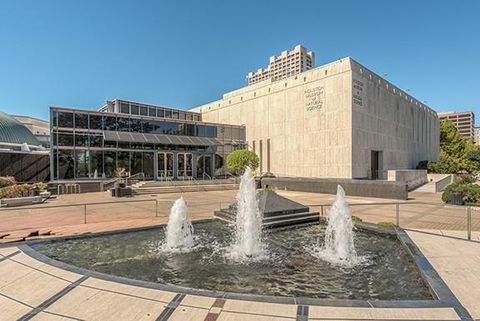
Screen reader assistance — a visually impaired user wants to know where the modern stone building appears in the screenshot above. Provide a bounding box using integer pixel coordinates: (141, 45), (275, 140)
(438, 111), (475, 140)
(191, 57), (439, 179)
(247, 45), (315, 85)
(50, 99), (245, 181)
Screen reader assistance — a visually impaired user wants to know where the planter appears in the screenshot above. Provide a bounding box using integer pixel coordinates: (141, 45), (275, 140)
(111, 187), (133, 197)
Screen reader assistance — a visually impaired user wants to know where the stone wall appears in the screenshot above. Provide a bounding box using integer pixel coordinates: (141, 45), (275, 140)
(191, 57), (439, 179)
(261, 177), (408, 200)
(350, 60), (439, 178)
(387, 169), (428, 190)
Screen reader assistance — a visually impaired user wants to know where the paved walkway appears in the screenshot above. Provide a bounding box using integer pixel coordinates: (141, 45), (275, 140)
(3, 189), (478, 243)
(0, 245), (466, 321)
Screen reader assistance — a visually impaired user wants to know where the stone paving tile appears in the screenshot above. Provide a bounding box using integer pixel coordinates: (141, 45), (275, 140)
(180, 294), (217, 309)
(0, 293), (32, 321)
(0, 258), (75, 307)
(31, 311), (81, 320)
(221, 299), (297, 318)
(80, 277), (176, 303)
(168, 305), (210, 321)
(45, 285), (166, 321)
(0, 245), (20, 256)
(308, 306), (461, 320)
(408, 230), (480, 320)
(216, 312), (294, 321)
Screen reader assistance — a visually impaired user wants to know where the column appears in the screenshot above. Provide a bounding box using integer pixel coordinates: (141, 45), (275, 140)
(153, 150), (158, 180)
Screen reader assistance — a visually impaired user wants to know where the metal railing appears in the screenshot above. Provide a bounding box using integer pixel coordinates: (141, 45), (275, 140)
(125, 172), (145, 185)
(307, 200), (478, 240)
(0, 197), (477, 242)
(0, 198), (226, 235)
(57, 184), (81, 195)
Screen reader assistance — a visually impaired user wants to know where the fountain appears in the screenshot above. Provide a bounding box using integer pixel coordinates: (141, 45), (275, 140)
(229, 166), (264, 260)
(163, 197), (194, 252)
(311, 185), (361, 266)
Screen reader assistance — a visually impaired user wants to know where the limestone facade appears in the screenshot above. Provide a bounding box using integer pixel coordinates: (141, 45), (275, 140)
(190, 57), (439, 179)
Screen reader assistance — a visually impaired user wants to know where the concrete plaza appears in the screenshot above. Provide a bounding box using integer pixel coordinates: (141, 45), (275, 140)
(0, 189), (479, 320)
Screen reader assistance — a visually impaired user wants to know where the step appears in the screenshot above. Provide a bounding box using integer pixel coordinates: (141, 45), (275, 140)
(264, 214), (320, 229)
(134, 184), (238, 194)
(263, 212), (319, 222)
(214, 209), (319, 229)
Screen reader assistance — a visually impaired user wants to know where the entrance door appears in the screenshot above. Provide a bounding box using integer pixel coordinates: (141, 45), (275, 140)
(196, 155), (212, 179)
(177, 153), (193, 179)
(371, 150), (381, 179)
(158, 152), (174, 179)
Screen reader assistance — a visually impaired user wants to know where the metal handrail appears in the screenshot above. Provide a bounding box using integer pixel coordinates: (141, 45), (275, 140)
(305, 200), (476, 240)
(126, 172), (145, 185)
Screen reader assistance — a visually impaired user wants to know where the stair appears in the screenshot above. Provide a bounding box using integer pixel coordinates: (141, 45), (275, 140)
(132, 178), (239, 195)
(214, 190), (320, 229)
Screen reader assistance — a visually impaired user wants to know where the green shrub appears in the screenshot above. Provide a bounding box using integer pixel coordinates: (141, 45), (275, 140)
(0, 176), (16, 188)
(351, 215), (363, 222)
(226, 149), (259, 175)
(457, 174), (475, 184)
(426, 161), (458, 174)
(442, 182), (480, 204)
(33, 182), (48, 191)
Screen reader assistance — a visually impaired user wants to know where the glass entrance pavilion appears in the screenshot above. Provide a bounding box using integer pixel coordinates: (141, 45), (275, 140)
(50, 99), (245, 181)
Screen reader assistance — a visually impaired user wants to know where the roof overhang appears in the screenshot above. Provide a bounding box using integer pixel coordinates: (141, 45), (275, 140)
(103, 131), (223, 146)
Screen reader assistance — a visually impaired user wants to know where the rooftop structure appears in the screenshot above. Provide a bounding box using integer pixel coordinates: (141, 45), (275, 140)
(247, 45), (315, 85)
(0, 112), (43, 151)
(12, 115), (50, 147)
(438, 111), (475, 140)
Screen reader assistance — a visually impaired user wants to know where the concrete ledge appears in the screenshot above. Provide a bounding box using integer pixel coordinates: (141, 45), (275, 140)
(261, 177), (408, 200)
(0, 196), (43, 207)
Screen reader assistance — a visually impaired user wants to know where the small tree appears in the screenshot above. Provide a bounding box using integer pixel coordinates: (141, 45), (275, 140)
(226, 149), (259, 175)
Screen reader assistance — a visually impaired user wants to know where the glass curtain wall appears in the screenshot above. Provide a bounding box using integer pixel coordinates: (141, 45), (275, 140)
(51, 108), (246, 180)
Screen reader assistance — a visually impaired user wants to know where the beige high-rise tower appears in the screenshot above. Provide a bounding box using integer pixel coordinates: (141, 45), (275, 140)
(247, 45), (315, 85)
(438, 111), (475, 140)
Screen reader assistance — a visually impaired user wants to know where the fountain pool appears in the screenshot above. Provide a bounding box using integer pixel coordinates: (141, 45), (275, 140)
(31, 220), (432, 300)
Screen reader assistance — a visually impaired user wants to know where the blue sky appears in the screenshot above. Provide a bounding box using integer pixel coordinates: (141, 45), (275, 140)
(0, 0), (479, 122)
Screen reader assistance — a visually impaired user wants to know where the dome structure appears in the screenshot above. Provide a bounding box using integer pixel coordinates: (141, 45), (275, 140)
(0, 112), (41, 147)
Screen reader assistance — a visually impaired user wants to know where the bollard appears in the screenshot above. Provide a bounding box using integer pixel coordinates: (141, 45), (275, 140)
(155, 200), (158, 217)
(396, 203), (400, 227)
(467, 207), (472, 241)
(320, 205), (324, 217)
(84, 204), (87, 224)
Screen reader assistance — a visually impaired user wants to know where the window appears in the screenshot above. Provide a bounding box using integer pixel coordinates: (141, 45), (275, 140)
(140, 106), (148, 116)
(75, 133), (89, 147)
(58, 112), (74, 128)
(57, 132), (74, 146)
(103, 116), (117, 131)
(148, 108), (156, 117)
(120, 103), (129, 114)
(117, 117), (130, 132)
(130, 118), (143, 132)
(89, 115), (102, 130)
(130, 104), (139, 115)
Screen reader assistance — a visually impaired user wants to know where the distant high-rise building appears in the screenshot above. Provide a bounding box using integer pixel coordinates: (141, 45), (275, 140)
(247, 45), (315, 85)
(438, 111), (475, 140)
(474, 127), (480, 145)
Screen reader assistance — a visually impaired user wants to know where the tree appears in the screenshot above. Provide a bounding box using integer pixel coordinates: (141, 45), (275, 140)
(226, 149), (259, 175)
(420, 120), (480, 174)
